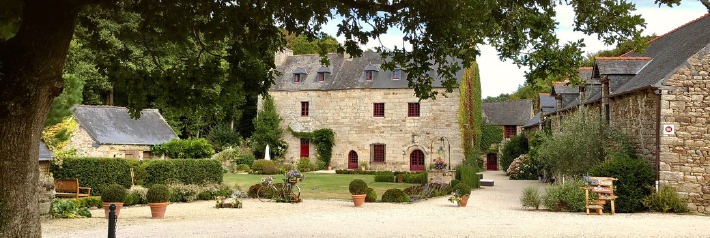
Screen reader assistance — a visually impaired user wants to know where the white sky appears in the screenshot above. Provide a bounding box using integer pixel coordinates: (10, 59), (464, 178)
(322, 2), (708, 98)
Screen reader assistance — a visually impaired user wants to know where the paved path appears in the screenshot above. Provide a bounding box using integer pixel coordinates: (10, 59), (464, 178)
(42, 171), (710, 237)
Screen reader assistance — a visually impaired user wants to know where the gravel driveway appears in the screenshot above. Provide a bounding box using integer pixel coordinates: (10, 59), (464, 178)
(42, 171), (710, 238)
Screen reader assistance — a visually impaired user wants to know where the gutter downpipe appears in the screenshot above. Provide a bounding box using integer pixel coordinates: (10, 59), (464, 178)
(655, 89), (661, 192)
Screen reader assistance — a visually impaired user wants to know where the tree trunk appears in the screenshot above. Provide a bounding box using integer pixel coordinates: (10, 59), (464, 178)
(0, 1), (83, 237)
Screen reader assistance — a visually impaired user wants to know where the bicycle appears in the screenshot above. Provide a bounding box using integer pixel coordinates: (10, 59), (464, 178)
(256, 175), (303, 203)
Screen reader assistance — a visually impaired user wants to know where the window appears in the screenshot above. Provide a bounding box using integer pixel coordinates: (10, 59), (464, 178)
(373, 103), (385, 117)
(372, 144), (386, 163)
(300, 138), (310, 158)
(408, 102), (420, 117)
(301, 101), (309, 117)
(504, 125), (517, 138)
(318, 72), (325, 82)
(365, 71), (373, 81)
(392, 69), (401, 80)
(293, 74), (301, 83)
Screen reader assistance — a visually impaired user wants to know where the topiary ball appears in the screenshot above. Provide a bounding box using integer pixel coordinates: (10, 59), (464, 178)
(349, 179), (368, 195)
(146, 184), (171, 203)
(365, 188), (377, 202)
(453, 182), (471, 196)
(101, 184), (128, 203)
(381, 188), (410, 203)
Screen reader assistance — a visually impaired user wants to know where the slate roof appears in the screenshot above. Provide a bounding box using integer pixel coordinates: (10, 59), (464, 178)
(73, 105), (178, 145)
(39, 141), (54, 161)
(271, 52), (463, 91)
(539, 94), (557, 114)
(594, 57), (652, 75)
(551, 83), (579, 95)
(481, 99), (533, 126)
(523, 112), (542, 128)
(578, 67), (593, 81)
(614, 13), (710, 96)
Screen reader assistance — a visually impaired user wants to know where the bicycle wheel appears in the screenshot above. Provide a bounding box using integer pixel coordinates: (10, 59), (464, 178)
(290, 184), (301, 199)
(257, 186), (277, 202)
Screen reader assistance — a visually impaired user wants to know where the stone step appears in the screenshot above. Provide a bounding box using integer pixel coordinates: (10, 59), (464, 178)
(480, 179), (494, 186)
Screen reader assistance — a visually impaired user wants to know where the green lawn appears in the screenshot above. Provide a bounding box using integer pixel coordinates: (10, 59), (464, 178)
(223, 173), (413, 200)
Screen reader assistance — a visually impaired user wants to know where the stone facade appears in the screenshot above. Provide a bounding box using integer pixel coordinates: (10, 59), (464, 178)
(68, 126), (154, 160)
(609, 91), (659, 164)
(657, 48), (710, 213)
(269, 88), (462, 171)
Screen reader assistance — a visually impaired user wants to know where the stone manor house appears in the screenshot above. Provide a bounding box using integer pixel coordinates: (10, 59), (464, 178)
(527, 14), (710, 214)
(266, 51), (464, 171)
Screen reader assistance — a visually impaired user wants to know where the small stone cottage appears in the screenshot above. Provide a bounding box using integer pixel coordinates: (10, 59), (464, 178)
(482, 99), (534, 138)
(39, 141), (54, 173)
(67, 105), (178, 160)
(266, 51), (465, 171)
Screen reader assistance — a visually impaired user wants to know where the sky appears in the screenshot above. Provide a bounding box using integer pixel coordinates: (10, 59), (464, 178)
(322, 1), (709, 98)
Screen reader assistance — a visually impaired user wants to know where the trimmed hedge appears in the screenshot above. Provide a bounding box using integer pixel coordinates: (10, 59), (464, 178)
(50, 157), (132, 196)
(374, 171), (395, 182)
(151, 138), (215, 159)
(381, 188), (410, 203)
(335, 169), (378, 175)
(143, 159), (223, 186)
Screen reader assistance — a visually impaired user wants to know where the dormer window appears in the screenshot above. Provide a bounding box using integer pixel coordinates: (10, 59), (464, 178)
(365, 71), (373, 81)
(317, 66), (331, 83)
(392, 68), (401, 80)
(364, 64), (378, 81)
(292, 68), (308, 83)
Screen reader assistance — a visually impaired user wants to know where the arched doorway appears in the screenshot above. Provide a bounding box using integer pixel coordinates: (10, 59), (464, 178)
(410, 149), (425, 171)
(347, 151), (358, 170)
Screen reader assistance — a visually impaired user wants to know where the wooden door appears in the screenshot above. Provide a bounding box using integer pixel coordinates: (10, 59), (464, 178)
(300, 138), (309, 158)
(409, 149), (425, 171)
(486, 153), (498, 170)
(347, 151), (358, 169)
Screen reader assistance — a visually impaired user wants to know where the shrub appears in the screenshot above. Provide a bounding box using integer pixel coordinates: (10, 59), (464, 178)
(453, 182), (471, 196)
(643, 186), (689, 213)
(543, 179), (587, 212)
(235, 153), (256, 166)
(520, 186), (542, 210)
(127, 160), (147, 185)
(251, 160), (276, 174)
(167, 183), (200, 202)
(51, 199), (91, 218)
(365, 188), (377, 203)
(450, 179), (460, 188)
(506, 154), (538, 180)
(589, 155), (654, 213)
(297, 157), (316, 172)
(403, 173), (427, 184)
(500, 134), (529, 171)
(196, 183), (233, 200)
(50, 157), (132, 196)
(236, 164), (251, 172)
(252, 95), (288, 158)
(152, 138), (215, 159)
(374, 171), (395, 182)
(456, 164), (480, 189)
(71, 196), (103, 208)
(101, 184), (128, 203)
(206, 124), (242, 151)
(348, 179), (368, 195)
(142, 159), (223, 186)
(263, 165), (280, 175)
(381, 188), (410, 203)
(123, 186), (147, 206)
(124, 193), (141, 206)
(147, 184), (171, 203)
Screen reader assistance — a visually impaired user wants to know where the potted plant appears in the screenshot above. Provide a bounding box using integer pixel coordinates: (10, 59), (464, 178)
(449, 182), (471, 207)
(146, 184), (171, 219)
(101, 184), (127, 218)
(349, 179), (368, 207)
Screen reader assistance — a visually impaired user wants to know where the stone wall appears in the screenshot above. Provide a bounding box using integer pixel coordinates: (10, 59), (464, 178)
(68, 126), (153, 159)
(658, 47), (710, 214)
(609, 91), (659, 164)
(269, 88), (462, 171)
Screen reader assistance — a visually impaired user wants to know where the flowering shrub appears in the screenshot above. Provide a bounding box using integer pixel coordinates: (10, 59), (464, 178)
(506, 154), (537, 180)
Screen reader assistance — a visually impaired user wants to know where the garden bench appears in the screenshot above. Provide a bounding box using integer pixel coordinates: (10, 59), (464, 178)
(581, 177), (617, 215)
(54, 178), (91, 198)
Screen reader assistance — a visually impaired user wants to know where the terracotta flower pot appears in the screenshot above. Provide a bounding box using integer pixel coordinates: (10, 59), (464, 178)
(458, 196), (470, 207)
(352, 194), (367, 207)
(103, 202), (124, 218)
(148, 202), (170, 219)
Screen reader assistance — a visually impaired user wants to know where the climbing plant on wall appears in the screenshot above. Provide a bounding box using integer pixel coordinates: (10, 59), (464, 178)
(289, 128), (335, 166)
(459, 62), (483, 166)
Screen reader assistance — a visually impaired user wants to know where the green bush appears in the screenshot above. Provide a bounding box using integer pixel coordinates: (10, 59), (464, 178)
(127, 160), (147, 185)
(143, 159), (223, 186)
(589, 155), (654, 213)
(500, 134), (528, 172)
(403, 173), (427, 184)
(520, 186), (542, 210)
(456, 164), (480, 189)
(196, 183), (232, 200)
(206, 124), (242, 151)
(101, 184), (128, 203)
(236, 164), (251, 172)
(236, 153), (256, 166)
(124, 193), (141, 206)
(147, 184), (171, 203)
(506, 154), (538, 180)
(453, 182), (471, 196)
(349, 179), (368, 195)
(450, 179), (460, 188)
(365, 188), (377, 203)
(263, 165), (280, 175)
(381, 188), (410, 203)
(251, 160), (276, 174)
(51, 199), (91, 218)
(334, 169), (378, 175)
(70, 196), (102, 209)
(50, 157), (132, 196)
(374, 171), (395, 182)
(152, 138), (215, 159)
(543, 179), (587, 212)
(297, 157), (318, 172)
(167, 183), (200, 202)
(643, 186), (689, 213)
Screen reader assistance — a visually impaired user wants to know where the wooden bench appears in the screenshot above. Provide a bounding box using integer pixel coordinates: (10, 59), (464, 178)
(581, 177), (617, 215)
(54, 178), (91, 198)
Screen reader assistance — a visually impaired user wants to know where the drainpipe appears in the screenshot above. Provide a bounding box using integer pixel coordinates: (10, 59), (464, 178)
(655, 89), (661, 192)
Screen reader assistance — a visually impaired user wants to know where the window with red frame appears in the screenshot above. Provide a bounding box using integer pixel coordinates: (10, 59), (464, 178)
(373, 103), (385, 117)
(372, 144), (385, 163)
(293, 74), (301, 83)
(504, 125), (517, 138)
(392, 69), (401, 80)
(301, 101), (309, 116)
(408, 102), (420, 117)
(318, 72), (325, 82)
(365, 71), (373, 80)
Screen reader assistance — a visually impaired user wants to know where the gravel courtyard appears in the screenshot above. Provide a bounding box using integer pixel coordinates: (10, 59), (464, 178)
(42, 171), (710, 238)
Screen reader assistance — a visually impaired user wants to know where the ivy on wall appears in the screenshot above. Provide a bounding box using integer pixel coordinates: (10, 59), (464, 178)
(289, 128), (335, 166)
(459, 61), (483, 166)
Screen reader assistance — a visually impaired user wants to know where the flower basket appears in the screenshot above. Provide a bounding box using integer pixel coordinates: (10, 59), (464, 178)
(288, 176), (298, 184)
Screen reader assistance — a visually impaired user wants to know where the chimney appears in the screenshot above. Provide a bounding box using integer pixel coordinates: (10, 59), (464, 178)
(275, 48), (293, 67)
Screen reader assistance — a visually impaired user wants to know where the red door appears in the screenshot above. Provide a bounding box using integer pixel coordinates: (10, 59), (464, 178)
(486, 153), (498, 170)
(410, 150), (425, 171)
(300, 138), (309, 158)
(347, 151), (358, 170)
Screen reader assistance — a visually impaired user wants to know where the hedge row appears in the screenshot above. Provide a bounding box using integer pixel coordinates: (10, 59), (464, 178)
(51, 158), (132, 196)
(143, 159), (223, 186)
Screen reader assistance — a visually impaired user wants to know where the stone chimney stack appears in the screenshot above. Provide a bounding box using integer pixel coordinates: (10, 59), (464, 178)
(275, 48), (293, 67)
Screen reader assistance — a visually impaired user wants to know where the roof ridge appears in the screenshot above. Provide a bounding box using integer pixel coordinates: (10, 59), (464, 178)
(75, 105), (160, 111)
(482, 99), (532, 104)
(579, 67), (593, 70)
(594, 56), (652, 60)
(620, 13), (710, 57)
